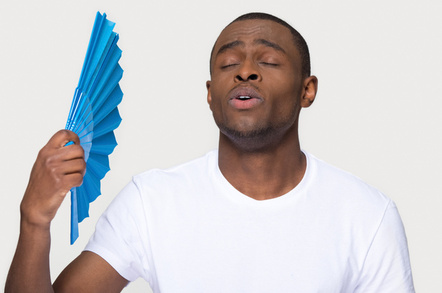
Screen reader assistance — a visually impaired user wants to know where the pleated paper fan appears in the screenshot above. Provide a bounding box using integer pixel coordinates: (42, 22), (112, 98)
(65, 12), (123, 244)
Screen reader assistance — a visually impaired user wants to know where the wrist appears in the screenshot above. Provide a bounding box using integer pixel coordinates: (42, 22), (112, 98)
(20, 208), (52, 233)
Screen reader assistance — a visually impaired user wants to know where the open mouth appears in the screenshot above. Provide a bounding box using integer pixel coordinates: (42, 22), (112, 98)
(227, 86), (263, 110)
(229, 94), (262, 110)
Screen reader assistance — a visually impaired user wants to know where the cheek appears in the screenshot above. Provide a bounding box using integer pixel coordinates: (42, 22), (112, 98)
(208, 79), (227, 106)
(275, 75), (302, 102)
(207, 84), (223, 118)
(268, 81), (302, 116)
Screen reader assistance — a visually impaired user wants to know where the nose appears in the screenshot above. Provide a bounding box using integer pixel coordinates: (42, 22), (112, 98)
(235, 60), (261, 82)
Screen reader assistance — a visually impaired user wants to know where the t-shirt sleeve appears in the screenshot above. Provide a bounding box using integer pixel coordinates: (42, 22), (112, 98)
(84, 179), (152, 283)
(354, 200), (415, 292)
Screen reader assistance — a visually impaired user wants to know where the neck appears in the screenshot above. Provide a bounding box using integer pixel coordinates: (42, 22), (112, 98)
(218, 127), (306, 200)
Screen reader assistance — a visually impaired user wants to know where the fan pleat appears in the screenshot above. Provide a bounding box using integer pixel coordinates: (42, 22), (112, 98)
(65, 12), (123, 244)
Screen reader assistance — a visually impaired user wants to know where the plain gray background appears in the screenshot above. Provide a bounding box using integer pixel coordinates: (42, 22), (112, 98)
(1, 0), (441, 292)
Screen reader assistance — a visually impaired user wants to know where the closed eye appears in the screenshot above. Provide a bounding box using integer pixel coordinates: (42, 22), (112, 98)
(260, 62), (279, 67)
(221, 63), (239, 69)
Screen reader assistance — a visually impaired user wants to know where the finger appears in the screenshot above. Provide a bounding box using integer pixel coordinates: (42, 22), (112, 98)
(62, 144), (85, 162)
(65, 172), (85, 188)
(48, 130), (81, 148)
(60, 158), (87, 176)
(41, 143), (84, 165)
(67, 131), (81, 146)
(58, 173), (85, 194)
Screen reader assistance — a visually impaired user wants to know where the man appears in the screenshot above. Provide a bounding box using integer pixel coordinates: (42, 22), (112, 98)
(6, 12), (414, 292)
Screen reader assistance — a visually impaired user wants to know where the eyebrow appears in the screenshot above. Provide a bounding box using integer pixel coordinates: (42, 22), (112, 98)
(254, 38), (286, 54)
(216, 40), (245, 56)
(215, 38), (286, 57)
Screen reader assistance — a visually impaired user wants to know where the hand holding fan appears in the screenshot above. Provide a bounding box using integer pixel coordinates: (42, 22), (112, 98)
(65, 12), (123, 244)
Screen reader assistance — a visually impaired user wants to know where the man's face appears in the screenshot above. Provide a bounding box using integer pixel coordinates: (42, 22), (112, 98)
(207, 19), (307, 147)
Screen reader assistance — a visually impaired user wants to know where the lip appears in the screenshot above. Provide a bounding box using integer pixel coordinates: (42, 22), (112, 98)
(228, 86), (263, 110)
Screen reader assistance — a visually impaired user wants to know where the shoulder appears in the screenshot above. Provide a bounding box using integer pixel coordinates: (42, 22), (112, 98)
(303, 151), (392, 216)
(302, 153), (411, 267)
(305, 151), (387, 196)
(126, 150), (218, 200)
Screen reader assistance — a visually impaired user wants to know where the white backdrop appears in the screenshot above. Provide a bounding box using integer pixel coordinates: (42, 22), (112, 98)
(1, 0), (441, 292)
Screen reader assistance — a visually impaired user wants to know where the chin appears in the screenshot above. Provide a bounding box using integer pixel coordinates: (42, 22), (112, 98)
(219, 123), (283, 152)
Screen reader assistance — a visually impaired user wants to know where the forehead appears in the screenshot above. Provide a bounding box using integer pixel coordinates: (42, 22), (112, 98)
(214, 19), (297, 55)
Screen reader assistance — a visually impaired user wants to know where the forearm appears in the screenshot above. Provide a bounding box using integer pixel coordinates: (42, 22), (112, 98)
(5, 219), (53, 293)
(6, 130), (86, 292)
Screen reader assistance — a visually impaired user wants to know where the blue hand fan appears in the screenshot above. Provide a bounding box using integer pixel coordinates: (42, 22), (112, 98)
(65, 12), (123, 244)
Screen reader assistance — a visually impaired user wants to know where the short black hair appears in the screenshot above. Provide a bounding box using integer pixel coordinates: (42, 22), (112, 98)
(210, 12), (311, 78)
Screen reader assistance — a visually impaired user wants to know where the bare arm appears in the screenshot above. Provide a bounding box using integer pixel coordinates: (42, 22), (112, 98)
(5, 130), (127, 292)
(53, 251), (128, 292)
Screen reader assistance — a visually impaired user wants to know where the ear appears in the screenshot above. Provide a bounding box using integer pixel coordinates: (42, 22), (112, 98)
(300, 75), (318, 108)
(206, 80), (213, 109)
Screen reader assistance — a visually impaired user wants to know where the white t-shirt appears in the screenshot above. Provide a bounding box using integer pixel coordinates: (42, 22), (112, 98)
(85, 150), (414, 292)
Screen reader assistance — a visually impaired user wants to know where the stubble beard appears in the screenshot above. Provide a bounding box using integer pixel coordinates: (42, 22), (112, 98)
(216, 113), (299, 153)
(220, 125), (276, 152)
